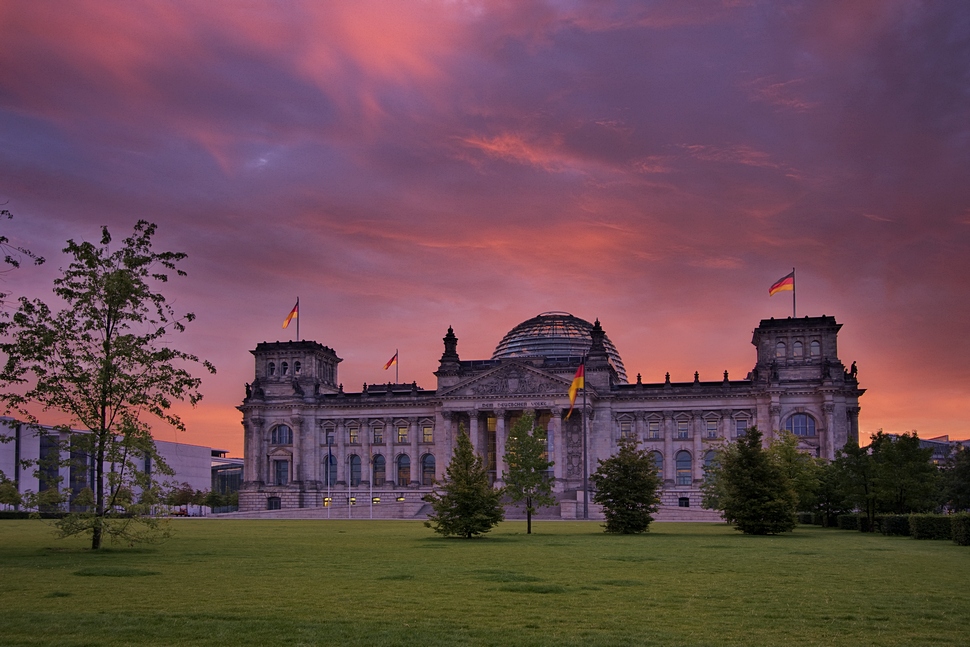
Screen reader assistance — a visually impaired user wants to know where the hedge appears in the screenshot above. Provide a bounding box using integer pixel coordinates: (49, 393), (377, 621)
(909, 514), (952, 540)
(952, 513), (970, 546)
(797, 512), (813, 525)
(837, 514), (859, 531)
(879, 515), (911, 537)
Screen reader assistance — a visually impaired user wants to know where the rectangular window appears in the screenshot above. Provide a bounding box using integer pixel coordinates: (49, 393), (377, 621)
(706, 420), (718, 439)
(325, 432), (335, 445)
(422, 425), (433, 443)
(677, 421), (690, 439)
(736, 420), (748, 437)
(348, 427), (359, 444)
(373, 427), (384, 444)
(619, 421), (633, 440)
(274, 460), (289, 486)
(397, 425), (408, 444)
(648, 421), (661, 439)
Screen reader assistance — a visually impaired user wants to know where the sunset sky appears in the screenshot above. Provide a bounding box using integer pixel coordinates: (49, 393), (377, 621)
(2, 1), (969, 456)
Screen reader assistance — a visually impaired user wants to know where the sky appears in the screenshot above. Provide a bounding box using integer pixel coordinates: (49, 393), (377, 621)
(1, 1), (969, 457)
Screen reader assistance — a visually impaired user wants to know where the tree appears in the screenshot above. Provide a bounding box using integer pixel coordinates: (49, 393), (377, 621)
(714, 427), (797, 535)
(502, 413), (555, 534)
(812, 460), (853, 526)
(0, 221), (214, 549)
(424, 425), (504, 538)
(869, 431), (940, 514)
(0, 207), (44, 306)
(834, 439), (877, 530)
(767, 431), (821, 512)
(590, 437), (662, 534)
(943, 446), (970, 511)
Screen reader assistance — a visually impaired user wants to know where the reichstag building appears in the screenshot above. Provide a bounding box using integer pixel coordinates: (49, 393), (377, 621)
(238, 312), (864, 515)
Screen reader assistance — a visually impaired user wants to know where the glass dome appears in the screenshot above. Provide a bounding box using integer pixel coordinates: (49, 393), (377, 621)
(491, 312), (628, 383)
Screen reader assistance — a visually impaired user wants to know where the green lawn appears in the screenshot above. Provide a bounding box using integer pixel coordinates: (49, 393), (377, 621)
(0, 519), (967, 646)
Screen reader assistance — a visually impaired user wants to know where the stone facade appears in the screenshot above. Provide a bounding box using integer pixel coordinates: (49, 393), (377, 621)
(237, 314), (864, 516)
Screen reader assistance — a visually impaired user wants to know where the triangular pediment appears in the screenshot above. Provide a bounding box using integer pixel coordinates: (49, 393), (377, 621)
(441, 361), (581, 398)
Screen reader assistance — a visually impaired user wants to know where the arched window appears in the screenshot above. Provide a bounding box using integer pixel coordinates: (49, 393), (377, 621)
(294, 361), (302, 375)
(421, 454), (435, 486)
(775, 341), (786, 358)
(793, 341), (803, 358)
(397, 455), (411, 487)
(268, 362), (276, 376)
(271, 425), (292, 445)
(281, 361), (289, 376)
(704, 450), (717, 472)
(324, 454), (337, 486)
(810, 340), (821, 357)
(650, 451), (663, 474)
(785, 413), (816, 437)
(349, 455), (361, 487)
(675, 451), (692, 486)
(373, 455), (386, 486)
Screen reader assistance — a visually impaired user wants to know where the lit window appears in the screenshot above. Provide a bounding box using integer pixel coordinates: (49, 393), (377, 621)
(677, 420), (689, 439)
(271, 425), (292, 445)
(793, 341), (803, 358)
(648, 421), (661, 439)
(274, 460), (288, 486)
(810, 340), (821, 357)
(373, 455), (386, 486)
(675, 451), (692, 485)
(422, 425), (433, 443)
(373, 427), (384, 444)
(348, 427), (359, 444)
(785, 413), (816, 437)
(706, 420), (718, 439)
(397, 425), (408, 444)
(421, 454), (435, 486)
(775, 342), (786, 358)
(397, 455), (411, 486)
(620, 420), (633, 440)
(349, 455), (361, 487)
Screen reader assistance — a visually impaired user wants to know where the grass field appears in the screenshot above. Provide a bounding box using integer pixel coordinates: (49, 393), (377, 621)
(0, 519), (968, 646)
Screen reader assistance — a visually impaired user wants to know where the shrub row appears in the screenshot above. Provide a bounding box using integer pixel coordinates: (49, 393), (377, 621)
(953, 514), (970, 546)
(877, 515), (911, 537)
(909, 514), (953, 541)
(0, 511), (68, 520)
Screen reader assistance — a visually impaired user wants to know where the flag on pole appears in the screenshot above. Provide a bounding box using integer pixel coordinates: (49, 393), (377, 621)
(283, 301), (299, 329)
(383, 351), (398, 370)
(565, 362), (585, 420)
(768, 272), (795, 296)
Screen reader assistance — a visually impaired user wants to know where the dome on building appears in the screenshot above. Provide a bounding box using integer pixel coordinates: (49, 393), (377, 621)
(491, 312), (628, 382)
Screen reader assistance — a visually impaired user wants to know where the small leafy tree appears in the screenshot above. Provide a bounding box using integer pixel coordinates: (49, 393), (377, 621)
(424, 425), (504, 538)
(768, 431), (821, 512)
(834, 440), (877, 530)
(812, 460), (853, 526)
(715, 427), (797, 535)
(870, 431), (940, 514)
(503, 413), (555, 534)
(590, 437), (662, 534)
(0, 221), (214, 548)
(943, 446), (970, 511)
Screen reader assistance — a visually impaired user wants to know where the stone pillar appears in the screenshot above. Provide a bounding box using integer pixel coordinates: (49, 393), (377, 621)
(439, 411), (453, 481)
(663, 411), (674, 483)
(635, 411), (645, 443)
(822, 403), (835, 460)
(360, 418), (372, 486)
(244, 416), (264, 483)
(721, 409), (732, 439)
(692, 410), (704, 482)
(495, 410), (507, 486)
(469, 411), (480, 456)
(847, 407), (861, 446)
(410, 417), (420, 486)
(769, 405), (782, 444)
(290, 413), (304, 483)
(549, 408), (563, 485)
(336, 420), (347, 486)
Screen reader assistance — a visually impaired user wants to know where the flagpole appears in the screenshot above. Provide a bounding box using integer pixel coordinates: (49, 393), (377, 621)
(791, 268), (796, 318)
(395, 348), (399, 384)
(582, 355), (589, 521)
(296, 296), (300, 341)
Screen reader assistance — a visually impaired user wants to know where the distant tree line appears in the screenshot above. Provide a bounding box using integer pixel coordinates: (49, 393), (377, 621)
(702, 427), (970, 534)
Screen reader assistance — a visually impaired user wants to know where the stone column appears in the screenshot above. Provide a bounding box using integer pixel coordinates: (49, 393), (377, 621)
(663, 411), (674, 483)
(360, 418), (372, 486)
(635, 411), (645, 443)
(495, 410), (507, 486)
(336, 419), (347, 486)
(549, 408), (563, 484)
(290, 413), (304, 483)
(468, 411), (480, 456)
(769, 405), (782, 444)
(692, 410), (704, 482)
(822, 403), (835, 460)
(410, 417), (420, 486)
(244, 416), (263, 483)
(721, 409), (732, 439)
(847, 407), (861, 446)
(438, 411), (453, 481)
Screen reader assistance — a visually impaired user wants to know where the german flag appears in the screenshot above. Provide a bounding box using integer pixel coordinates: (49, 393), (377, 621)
(565, 362), (585, 420)
(769, 272), (794, 296)
(383, 351), (398, 370)
(282, 300), (299, 329)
